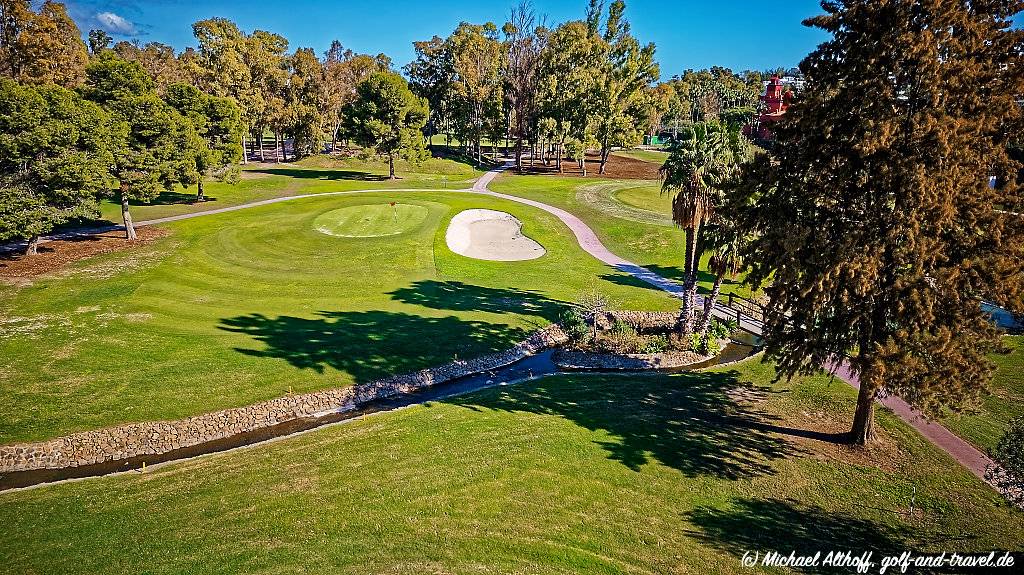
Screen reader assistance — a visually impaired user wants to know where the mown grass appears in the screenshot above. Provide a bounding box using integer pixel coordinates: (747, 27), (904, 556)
(97, 155), (483, 223)
(1, 357), (1019, 574)
(489, 174), (756, 298)
(1, 189), (676, 443)
(942, 335), (1024, 451)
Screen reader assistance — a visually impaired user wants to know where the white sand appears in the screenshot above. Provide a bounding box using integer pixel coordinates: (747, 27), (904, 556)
(445, 209), (546, 261)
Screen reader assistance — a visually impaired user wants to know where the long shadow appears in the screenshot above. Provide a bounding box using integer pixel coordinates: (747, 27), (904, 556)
(126, 190), (211, 206)
(684, 497), (956, 573)
(388, 280), (566, 322)
(446, 371), (814, 480)
(600, 263), (740, 296)
(249, 168), (387, 181)
(219, 310), (528, 382)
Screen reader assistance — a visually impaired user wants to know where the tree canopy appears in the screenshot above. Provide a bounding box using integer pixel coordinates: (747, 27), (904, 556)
(342, 71), (428, 179)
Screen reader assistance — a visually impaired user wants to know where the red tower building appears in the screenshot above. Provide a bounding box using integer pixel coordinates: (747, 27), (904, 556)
(743, 75), (793, 142)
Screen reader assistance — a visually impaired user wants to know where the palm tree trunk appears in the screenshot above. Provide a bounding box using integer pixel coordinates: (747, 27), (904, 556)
(678, 225), (700, 337)
(696, 270), (725, 337)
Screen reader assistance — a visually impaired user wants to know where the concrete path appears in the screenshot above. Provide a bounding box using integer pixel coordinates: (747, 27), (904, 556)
(11, 162), (995, 481)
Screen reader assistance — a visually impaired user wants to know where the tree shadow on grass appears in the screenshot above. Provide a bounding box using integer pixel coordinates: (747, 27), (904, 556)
(249, 168), (388, 181)
(219, 310), (528, 383)
(600, 263), (741, 296)
(128, 190), (212, 206)
(446, 371), (835, 480)
(684, 497), (969, 573)
(388, 280), (567, 323)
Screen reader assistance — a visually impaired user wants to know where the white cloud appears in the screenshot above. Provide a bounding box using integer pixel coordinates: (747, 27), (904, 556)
(96, 11), (137, 35)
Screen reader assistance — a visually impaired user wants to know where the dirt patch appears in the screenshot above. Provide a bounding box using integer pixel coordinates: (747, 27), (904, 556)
(0, 227), (171, 280)
(515, 151), (661, 180)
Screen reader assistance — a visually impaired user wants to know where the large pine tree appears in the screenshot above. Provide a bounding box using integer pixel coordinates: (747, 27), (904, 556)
(739, 0), (1024, 444)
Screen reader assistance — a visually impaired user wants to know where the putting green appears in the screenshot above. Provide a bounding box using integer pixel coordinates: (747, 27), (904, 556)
(313, 203), (429, 237)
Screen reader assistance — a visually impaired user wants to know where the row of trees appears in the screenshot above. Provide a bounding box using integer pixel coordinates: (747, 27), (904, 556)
(0, 51), (243, 248)
(660, 0), (1023, 453)
(406, 0), (659, 174)
(1, 0), (436, 248)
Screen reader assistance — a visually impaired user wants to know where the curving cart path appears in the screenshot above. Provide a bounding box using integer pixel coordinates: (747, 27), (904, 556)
(18, 163), (996, 481)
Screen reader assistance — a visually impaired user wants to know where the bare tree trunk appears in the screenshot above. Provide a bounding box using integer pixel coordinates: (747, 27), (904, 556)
(696, 270), (725, 339)
(24, 235), (40, 256)
(275, 131), (281, 163)
(850, 383), (877, 444)
(241, 133), (248, 165)
(121, 186), (137, 241)
(196, 179), (205, 202)
(258, 130), (265, 162)
(556, 143), (562, 173)
(389, 154), (396, 180)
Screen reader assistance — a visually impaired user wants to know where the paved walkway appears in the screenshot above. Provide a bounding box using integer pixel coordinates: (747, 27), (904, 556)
(14, 163), (996, 481)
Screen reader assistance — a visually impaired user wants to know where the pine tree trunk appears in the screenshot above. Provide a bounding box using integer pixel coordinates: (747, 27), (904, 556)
(196, 179), (205, 202)
(599, 141), (609, 174)
(121, 186), (137, 241)
(515, 134), (523, 172)
(241, 133), (248, 165)
(258, 131), (265, 162)
(556, 144), (562, 173)
(850, 382), (877, 444)
(275, 131), (281, 163)
(24, 235), (40, 256)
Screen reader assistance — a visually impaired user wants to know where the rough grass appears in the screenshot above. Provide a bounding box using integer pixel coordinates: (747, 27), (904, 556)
(1, 357), (1020, 574)
(0, 189), (676, 443)
(942, 335), (1024, 451)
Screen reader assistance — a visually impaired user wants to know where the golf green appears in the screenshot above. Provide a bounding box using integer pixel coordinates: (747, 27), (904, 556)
(314, 203), (429, 237)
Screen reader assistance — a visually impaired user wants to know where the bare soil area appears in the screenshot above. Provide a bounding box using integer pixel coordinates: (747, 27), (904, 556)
(0, 227), (170, 280)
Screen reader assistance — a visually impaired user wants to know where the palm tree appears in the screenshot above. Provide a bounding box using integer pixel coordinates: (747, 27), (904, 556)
(694, 217), (744, 350)
(660, 122), (740, 339)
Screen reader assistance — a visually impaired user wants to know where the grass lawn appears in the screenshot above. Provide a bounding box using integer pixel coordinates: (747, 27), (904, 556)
(1, 357), (1020, 574)
(489, 174), (756, 298)
(613, 148), (671, 165)
(96, 155), (483, 223)
(0, 189), (676, 444)
(942, 335), (1024, 452)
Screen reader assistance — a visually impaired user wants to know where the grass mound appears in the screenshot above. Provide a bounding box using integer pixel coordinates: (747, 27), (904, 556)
(313, 203), (428, 238)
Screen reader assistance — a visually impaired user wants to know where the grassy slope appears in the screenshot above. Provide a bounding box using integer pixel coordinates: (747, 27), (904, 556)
(1, 357), (1020, 574)
(97, 156), (483, 223)
(942, 335), (1024, 451)
(1, 190), (675, 443)
(489, 174), (756, 298)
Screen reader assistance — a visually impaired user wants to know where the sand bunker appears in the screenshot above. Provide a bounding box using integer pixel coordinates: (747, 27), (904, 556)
(445, 209), (546, 261)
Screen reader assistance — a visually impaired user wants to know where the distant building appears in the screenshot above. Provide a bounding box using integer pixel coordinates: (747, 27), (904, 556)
(742, 75), (796, 143)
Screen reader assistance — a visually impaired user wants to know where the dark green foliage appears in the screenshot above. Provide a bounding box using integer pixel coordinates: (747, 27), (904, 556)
(164, 83), (243, 200)
(0, 79), (113, 249)
(559, 307), (590, 342)
(988, 415), (1024, 508)
(737, 0), (1024, 443)
(85, 52), (204, 237)
(342, 71), (428, 179)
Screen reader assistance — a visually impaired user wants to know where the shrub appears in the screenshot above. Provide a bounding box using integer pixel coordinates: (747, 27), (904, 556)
(692, 333), (722, 356)
(559, 308), (589, 343)
(987, 416), (1024, 508)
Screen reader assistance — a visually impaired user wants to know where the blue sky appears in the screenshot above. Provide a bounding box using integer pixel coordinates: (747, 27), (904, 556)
(64, 0), (831, 78)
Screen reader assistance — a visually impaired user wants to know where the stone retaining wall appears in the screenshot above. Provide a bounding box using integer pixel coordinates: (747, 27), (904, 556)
(0, 324), (568, 473)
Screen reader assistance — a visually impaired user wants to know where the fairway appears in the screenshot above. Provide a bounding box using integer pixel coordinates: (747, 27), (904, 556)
(2, 358), (1020, 574)
(0, 188), (677, 443)
(313, 203), (429, 237)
